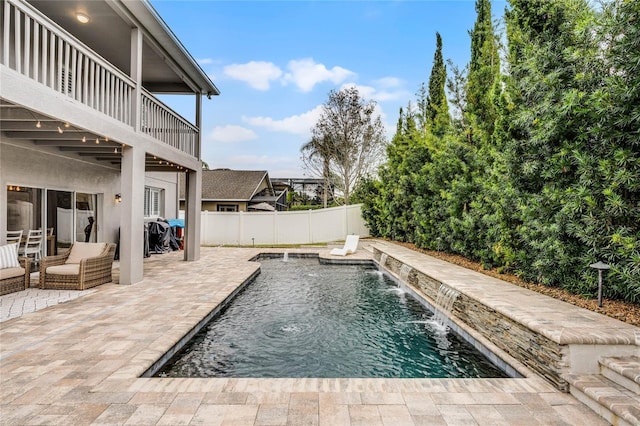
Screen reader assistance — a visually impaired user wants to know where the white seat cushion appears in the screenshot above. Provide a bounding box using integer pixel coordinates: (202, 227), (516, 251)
(0, 243), (21, 269)
(65, 242), (106, 264)
(47, 264), (80, 275)
(0, 266), (26, 280)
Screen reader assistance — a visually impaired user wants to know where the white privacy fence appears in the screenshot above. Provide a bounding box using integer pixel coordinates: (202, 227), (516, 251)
(198, 204), (370, 246)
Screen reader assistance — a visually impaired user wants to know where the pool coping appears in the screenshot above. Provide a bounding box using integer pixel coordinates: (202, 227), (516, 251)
(0, 244), (612, 425)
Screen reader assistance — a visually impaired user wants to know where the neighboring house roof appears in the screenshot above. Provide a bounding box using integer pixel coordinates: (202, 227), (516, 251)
(179, 169), (272, 201)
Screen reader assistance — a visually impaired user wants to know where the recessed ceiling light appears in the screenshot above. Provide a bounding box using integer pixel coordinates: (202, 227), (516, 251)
(76, 12), (90, 24)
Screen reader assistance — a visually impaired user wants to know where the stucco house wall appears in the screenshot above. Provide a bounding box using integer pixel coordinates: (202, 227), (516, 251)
(1, 140), (182, 243)
(0, 138), (121, 245)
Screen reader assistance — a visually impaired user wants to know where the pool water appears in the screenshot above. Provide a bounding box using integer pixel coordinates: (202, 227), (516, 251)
(157, 257), (507, 378)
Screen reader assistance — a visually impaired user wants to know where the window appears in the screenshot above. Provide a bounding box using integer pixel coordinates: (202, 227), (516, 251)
(144, 187), (163, 217)
(217, 204), (238, 212)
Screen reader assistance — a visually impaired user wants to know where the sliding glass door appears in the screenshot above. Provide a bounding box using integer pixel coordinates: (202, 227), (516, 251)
(76, 193), (97, 243)
(6, 186), (99, 256)
(47, 190), (73, 253)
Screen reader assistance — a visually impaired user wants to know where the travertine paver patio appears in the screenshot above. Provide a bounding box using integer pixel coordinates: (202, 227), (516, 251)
(0, 244), (609, 425)
(0, 287), (97, 322)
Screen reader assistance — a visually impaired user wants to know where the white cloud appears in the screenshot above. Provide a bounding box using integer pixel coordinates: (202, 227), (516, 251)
(373, 76), (403, 89)
(283, 58), (355, 92)
(198, 58), (215, 65)
(243, 105), (323, 135)
(207, 125), (258, 143)
(224, 61), (283, 90)
(340, 82), (410, 103)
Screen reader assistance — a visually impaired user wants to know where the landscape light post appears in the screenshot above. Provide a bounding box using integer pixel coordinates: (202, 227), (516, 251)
(589, 261), (610, 308)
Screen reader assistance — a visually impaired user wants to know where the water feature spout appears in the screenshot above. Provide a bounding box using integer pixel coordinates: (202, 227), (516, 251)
(380, 253), (388, 268)
(283, 251), (289, 262)
(399, 264), (412, 283)
(432, 285), (460, 329)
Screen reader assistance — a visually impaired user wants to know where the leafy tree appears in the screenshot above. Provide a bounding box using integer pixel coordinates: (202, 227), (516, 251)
(503, 0), (607, 287)
(376, 108), (428, 241)
(564, 0), (640, 302)
(308, 87), (387, 205)
(301, 135), (335, 208)
(413, 132), (479, 255)
(361, 0), (639, 303)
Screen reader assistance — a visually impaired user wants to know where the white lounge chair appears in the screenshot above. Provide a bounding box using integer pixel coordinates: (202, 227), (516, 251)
(330, 235), (359, 256)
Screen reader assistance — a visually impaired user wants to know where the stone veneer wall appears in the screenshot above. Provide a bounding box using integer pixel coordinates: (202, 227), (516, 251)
(375, 248), (570, 392)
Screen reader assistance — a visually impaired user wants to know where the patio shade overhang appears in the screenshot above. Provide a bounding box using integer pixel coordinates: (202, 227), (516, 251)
(0, 101), (198, 172)
(0, 0), (217, 172)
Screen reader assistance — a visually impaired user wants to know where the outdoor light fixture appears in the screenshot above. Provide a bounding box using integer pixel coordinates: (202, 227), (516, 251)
(76, 12), (90, 24)
(35, 120), (41, 128)
(57, 126), (63, 134)
(115, 193), (122, 204)
(590, 261), (610, 307)
(82, 136), (86, 142)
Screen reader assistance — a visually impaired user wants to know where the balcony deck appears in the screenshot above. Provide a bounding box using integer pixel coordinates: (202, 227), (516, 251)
(1, 0), (199, 160)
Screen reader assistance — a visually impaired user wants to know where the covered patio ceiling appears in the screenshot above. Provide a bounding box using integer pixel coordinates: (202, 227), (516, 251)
(0, 100), (189, 172)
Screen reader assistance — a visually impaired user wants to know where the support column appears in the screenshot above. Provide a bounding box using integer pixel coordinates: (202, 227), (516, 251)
(184, 168), (201, 261)
(130, 27), (143, 131)
(0, 182), (6, 245)
(120, 146), (145, 285)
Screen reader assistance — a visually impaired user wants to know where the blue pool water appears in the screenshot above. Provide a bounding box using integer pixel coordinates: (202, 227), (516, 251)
(157, 257), (507, 378)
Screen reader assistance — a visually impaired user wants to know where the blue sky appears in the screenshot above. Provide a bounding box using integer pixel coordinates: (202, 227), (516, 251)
(152, 0), (507, 178)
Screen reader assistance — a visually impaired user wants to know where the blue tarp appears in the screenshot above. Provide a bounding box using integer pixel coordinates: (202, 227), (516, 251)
(168, 218), (185, 228)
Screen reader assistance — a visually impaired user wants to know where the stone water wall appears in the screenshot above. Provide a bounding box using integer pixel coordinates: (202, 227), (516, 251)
(375, 248), (570, 391)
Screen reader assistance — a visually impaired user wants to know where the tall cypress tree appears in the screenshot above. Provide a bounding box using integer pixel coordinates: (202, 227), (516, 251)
(466, 0), (499, 144)
(426, 33), (449, 136)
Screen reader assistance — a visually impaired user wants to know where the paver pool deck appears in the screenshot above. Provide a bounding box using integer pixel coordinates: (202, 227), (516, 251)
(0, 243), (617, 425)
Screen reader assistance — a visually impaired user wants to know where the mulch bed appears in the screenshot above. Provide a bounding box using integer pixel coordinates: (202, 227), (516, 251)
(393, 241), (640, 327)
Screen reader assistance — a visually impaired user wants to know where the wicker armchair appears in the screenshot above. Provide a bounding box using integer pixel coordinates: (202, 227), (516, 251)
(0, 257), (31, 295)
(39, 243), (116, 290)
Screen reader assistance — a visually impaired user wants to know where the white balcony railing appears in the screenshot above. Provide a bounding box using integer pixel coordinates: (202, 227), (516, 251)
(1, 0), (198, 158)
(142, 89), (199, 157)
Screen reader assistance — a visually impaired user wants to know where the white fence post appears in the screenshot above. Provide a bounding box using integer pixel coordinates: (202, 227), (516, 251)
(202, 210), (208, 245)
(239, 210), (244, 246)
(343, 204), (348, 236)
(273, 211), (278, 245)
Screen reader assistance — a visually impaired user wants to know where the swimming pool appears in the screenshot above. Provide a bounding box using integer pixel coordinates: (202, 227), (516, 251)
(156, 256), (507, 379)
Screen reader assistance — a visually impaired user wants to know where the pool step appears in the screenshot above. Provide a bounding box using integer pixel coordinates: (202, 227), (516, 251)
(565, 369), (640, 426)
(600, 356), (640, 395)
